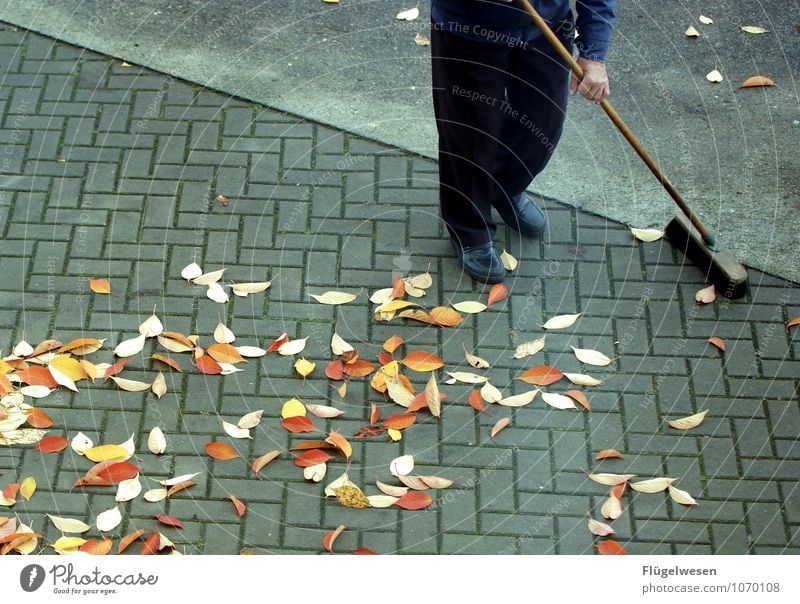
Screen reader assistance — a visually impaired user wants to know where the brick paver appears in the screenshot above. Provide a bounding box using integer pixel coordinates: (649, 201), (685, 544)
(0, 25), (798, 555)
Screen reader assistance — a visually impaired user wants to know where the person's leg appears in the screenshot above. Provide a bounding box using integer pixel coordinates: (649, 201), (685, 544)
(490, 12), (575, 208)
(430, 23), (513, 248)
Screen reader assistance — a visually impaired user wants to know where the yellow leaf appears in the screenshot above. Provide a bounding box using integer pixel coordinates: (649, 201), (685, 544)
(84, 444), (128, 463)
(53, 536), (87, 551)
(20, 477), (36, 500)
(49, 355), (87, 381)
(89, 278), (111, 294)
(667, 410), (708, 430)
(294, 357), (316, 377)
(387, 428), (402, 441)
(281, 398), (306, 419)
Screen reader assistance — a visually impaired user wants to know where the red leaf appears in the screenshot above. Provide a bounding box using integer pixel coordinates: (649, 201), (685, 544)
(377, 352), (394, 366)
(325, 359), (344, 380)
(281, 416), (316, 433)
(352, 548), (378, 555)
(323, 524), (346, 552)
(370, 403), (381, 426)
(95, 462), (140, 482)
(517, 365), (564, 386)
(596, 539), (628, 555)
(205, 442), (240, 460)
(139, 531), (160, 555)
(382, 413), (416, 430)
(226, 495), (246, 517)
(103, 359), (129, 381)
(468, 389), (486, 412)
(154, 514), (184, 529)
(195, 355), (222, 375)
(267, 333), (289, 352)
(17, 366), (59, 388)
(391, 276), (405, 299)
(26, 408), (54, 428)
(293, 449), (333, 468)
(342, 359), (376, 378)
(33, 435), (68, 453)
(395, 491), (432, 510)
(487, 282), (509, 306)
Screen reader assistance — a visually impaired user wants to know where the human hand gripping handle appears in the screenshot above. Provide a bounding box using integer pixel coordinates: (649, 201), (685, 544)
(569, 57), (610, 103)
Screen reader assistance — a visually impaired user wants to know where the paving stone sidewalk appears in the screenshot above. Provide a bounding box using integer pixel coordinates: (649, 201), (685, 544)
(0, 25), (798, 555)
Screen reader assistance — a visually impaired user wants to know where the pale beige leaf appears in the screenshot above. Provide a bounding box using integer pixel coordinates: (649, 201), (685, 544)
(480, 381), (503, 404)
(151, 372), (167, 399)
(405, 271), (432, 290)
(217, 362), (243, 375)
(119, 434), (136, 459)
(630, 227), (664, 242)
(214, 322), (235, 344)
(685, 25), (700, 37)
(222, 420), (251, 439)
(588, 517), (616, 536)
(115, 475), (142, 502)
(159, 472), (201, 486)
(740, 25), (768, 34)
(630, 477), (676, 493)
(695, 284), (716, 304)
(587, 472), (635, 486)
(706, 69), (723, 83)
(20, 385), (52, 398)
(157, 334), (194, 353)
(369, 287), (394, 304)
(699, 15), (713, 24)
(668, 485), (698, 505)
(403, 282), (425, 297)
(395, 7), (419, 21)
(667, 410), (708, 430)
(229, 281), (271, 296)
(305, 404), (345, 419)
(144, 488), (168, 503)
(110, 376), (151, 392)
(237, 410), (264, 429)
(114, 333), (146, 358)
(14, 522), (37, 554)
(414, 32), (431, 46)
(498, 389), (538, 407)
(48, 514), (91, 534)
(463, 344), (490, 368)
(71, 432), (93, 454)
(418, 475), (455, 489)
(425, 373), (441, 418)
(386, 378), (414, 408)
(543, 313), (582, 330)
(139, 311), (163, 338)
(277, 337), (308, 356)
(331, 330), (354, 355)
(206, 282), (229, 303)
(512, 337), (546, 359)
(191, 268), (225, 285)
(13, 339), (34, 357)
(563, 372), (603, 386)
(181, 262), (203, 280)
(390, 454), (415, 477)
(376, 480), (408, 497)
(148, 427), (166, 455)
(541, 392), (577, 410)
(490, 417), (512, 440)
(444, 371), (487, 384)
(95, 506), (122, 532)
(368, 495), (399, 508)
(500, 249), (517, 271)
(601, 495), (623, 520)
(571, 346), (613, 366)
(236, 346), (267, 358)
(452, 300), (487, 314)
(309, 290), (360, 305)
(303, 462), (327, 482)
(48, 365), (78, 392)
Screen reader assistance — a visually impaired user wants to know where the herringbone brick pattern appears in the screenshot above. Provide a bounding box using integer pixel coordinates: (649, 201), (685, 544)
(0, 25), (798, 554)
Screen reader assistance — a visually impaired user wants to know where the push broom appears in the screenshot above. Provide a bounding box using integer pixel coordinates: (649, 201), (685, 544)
(516, 0), (749, 298)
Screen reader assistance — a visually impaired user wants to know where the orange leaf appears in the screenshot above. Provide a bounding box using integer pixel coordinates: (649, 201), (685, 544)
(739, 75), (775, 88)
(564, 389), (591, 411)
(205, 442), (240, 460)
(401, 350), (444, 372)
(325, 359), (344, 380)
(227, 495), (246, 517)
(59, 338), (104, 355)
(596, 539), (628, 555)
(151, 354), (182, 372)
(103, 359), (129, 381)
(290, 440), (336, 450)
(154, 514), (184, 529)
(342, 359), (376, 378)
(383, 335), (404, 354)
(139, 532), (160, 555)
(252, 450), (281, 474)
(195, 355), (222, 375)
(2, 483), (19, 499)
(395, 491), (432, 510)
(490, 417), (511, 440)
(167, 480), (196, 498)
(390, 276), (405, 299)
(487, 282), (509, 306)
(382, 413), (416, 430)
(17, 366), (58, 388)
(118, 528), (146, 554)
(377, 352), (394, 366)
(370, 403), (381, 426)
(610, 483), (627, 499)
(0, 374), (11, 395)
(96, 462), (140, 482)
(89, 278), (111, 294)
(708, 336), (726, 352)
(26, 408), (54, 428)
(468, 389), (486, 412)
(207, 343), (245, 364)
(79, 537), (112, 555)
(352, 548), (378, 555)
(293, 449), (333, 468)
(788, 316), (800, 330)
(429, 306), (464, 327)
(595, 449), (624, 460)
(281, 416), (316, 433)
(323, 524), (346, 552)
(33, 436), (68, 453)
(517, 365), (563, 386)
(325, 431), (352, 459)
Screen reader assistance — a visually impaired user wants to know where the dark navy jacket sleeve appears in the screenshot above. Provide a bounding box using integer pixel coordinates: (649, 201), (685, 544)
(574, 0), (617, 62)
